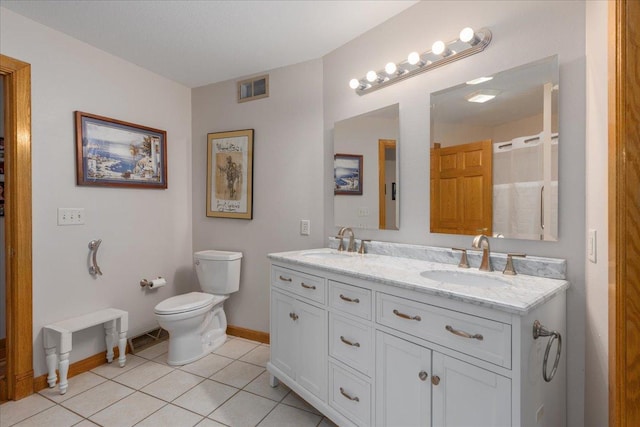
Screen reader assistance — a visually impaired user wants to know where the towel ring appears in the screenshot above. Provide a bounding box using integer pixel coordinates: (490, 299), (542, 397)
(533, 320), (562, 382)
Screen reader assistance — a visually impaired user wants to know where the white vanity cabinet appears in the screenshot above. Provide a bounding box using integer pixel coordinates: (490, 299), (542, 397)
(375, 293), (511, 427)
(431, 351), (511, 426)
(376, 331), (432, 427)
(267, 257), (567, 427)
(270, 266), (327, 401)
(376, 331), (511, 427)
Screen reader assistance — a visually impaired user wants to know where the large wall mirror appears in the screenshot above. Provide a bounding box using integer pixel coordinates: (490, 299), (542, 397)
(334, 104), (399, 230)
(430, 56), (558, 241)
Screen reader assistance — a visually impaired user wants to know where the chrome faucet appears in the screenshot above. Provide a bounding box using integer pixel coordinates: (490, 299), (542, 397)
(471, 234), (493, 272)
(337, 227), (356, 252)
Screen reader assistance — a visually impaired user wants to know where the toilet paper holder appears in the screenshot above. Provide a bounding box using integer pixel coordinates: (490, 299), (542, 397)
(140, 277), (166, 288)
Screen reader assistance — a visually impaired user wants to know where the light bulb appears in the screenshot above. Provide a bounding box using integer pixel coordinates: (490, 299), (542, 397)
(459, 27), (475, 43)
(407, 52), (420, 65)
(432, 40), (446, 56)
(460, 27), (478, 44)
(349, 79), (360, 90)
(385, 62), (397, 75)
(366, 70), (378, 83)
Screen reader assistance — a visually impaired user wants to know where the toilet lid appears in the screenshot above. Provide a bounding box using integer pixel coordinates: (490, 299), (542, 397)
(154, 292), (215, 315)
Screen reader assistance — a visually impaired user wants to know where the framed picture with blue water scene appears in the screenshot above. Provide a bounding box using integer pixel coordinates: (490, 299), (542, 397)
(334, 153), (363, 195)
(75, 111), (167, 188)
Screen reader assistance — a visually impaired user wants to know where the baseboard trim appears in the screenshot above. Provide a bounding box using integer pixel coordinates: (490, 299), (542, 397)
(33, 347), (126, 393)
(226, 325), (270, 344)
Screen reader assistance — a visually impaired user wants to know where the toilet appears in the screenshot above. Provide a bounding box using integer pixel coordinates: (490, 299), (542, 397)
(154, 250), (242, 365)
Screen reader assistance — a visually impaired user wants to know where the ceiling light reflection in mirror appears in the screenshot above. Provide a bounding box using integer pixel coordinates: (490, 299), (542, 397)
(430, 56), (559, 241)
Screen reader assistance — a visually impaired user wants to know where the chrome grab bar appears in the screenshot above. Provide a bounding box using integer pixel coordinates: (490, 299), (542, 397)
(88, 239), (103, 276)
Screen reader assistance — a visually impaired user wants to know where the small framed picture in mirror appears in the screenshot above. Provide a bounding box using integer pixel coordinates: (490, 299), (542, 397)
(334, 154), (363, 195)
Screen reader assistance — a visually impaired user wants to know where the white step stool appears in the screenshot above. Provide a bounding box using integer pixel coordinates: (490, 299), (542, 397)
(43, 308), (128, 394)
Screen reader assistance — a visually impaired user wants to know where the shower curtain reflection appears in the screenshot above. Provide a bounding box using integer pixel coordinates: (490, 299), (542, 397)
(492, 133), (558, 240)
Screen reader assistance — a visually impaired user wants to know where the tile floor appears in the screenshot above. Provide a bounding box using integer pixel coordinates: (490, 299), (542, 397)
(0, 337), (338, 427)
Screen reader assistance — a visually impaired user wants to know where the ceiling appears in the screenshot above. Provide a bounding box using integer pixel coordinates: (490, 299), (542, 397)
(1, 0), (418, 88)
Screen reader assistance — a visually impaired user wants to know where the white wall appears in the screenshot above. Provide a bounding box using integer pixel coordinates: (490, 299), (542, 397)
(0, 8), (193, 376)
(323, 1), (587, 425)
(585, 1), (609, 426)
(191, 59), (325, 333)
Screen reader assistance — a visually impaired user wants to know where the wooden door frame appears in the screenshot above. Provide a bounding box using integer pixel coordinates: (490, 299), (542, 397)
(609, 0), (639, 425)
(0, 54), (34, 400)
(378, 139), (396, 230)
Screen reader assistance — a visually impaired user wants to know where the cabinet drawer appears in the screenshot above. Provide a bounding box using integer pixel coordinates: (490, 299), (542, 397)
(329, 313), (373, 377)
(377, 293), (511, 368)
(329, 362), (371, 427)
(329, 281), (372, 320)
(272, 265), (326, 304)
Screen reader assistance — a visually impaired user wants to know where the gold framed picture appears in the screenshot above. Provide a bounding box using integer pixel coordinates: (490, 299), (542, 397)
(206, 129), (254, 219)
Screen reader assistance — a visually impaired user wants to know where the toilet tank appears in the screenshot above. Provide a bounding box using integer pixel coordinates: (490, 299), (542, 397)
(194, 250), (242, 295)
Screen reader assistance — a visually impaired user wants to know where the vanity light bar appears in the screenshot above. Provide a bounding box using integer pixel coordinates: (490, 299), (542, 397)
(350, 27), (492, 96)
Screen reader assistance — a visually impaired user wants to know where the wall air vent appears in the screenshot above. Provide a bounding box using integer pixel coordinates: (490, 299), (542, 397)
(237, 74), (269, 103)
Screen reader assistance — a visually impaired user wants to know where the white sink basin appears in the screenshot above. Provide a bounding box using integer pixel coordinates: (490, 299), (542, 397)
(420, 270), (509, 288)
(300, 249), (353, 259)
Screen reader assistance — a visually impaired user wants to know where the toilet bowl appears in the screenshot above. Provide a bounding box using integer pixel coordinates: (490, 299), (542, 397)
(154, 250), (242, 365)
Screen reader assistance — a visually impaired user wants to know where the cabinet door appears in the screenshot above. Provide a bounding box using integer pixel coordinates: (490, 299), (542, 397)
(296, 299), (327, 400)
(376, 331), (431, 427)
(431, 353), (511, 427)
(270, 290), (297, 379)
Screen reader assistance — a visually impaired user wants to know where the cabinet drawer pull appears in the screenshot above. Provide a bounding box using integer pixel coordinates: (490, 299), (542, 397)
(340, 336), (361, 347)
(418, 371), (429, 381)
(279, 275), (292, 282)
(301, 282), (316, 290)
(445, 325), (484, 341)
(431, 375), (441, 386)
(289, 312), (299, 321)
(339, 294), (360, 303)
(393, 309), (422, 321)
(339, 387), (360, 402)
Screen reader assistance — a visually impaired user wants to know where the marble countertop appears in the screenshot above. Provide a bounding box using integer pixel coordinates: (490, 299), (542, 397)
(268, 248), (569, 315)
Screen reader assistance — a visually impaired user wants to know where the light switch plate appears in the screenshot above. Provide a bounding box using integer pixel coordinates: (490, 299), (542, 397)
(58, 208), (85, 225)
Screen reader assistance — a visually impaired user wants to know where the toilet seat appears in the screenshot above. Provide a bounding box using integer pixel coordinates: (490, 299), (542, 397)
(154, 292), (224, 315)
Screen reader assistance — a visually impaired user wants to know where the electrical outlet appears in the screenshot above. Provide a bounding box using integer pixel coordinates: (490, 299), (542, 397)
(58, 208), (85, 225)
(300, 219), (311, 236)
